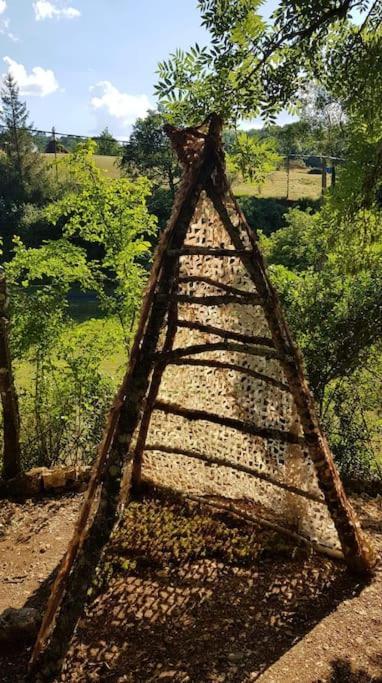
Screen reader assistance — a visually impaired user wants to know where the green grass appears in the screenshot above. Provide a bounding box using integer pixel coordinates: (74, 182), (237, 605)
(44, 154), (329, 200)
(43, 153), (122, 179)
(234, 168), (331, 200)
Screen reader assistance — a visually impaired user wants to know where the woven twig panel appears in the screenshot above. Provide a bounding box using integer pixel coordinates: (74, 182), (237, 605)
(143, 192), (340, 550)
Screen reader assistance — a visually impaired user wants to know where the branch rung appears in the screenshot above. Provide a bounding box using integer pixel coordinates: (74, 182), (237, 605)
(175, 294), (261, 306)
(176, 319), (274, 347)
(144, 444), (324, 504)
(178, 275), (259, 299)
(170, 246), (253, 257)
(156, 340), (283, 363)
(165, 357), (290, 392)
(154, 400), (304, 445)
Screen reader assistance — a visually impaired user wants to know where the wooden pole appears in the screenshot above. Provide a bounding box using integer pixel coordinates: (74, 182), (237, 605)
(331, 162), (336, 188)
(321, 156), (327, 196)
(286, 154), (290, 200)
(52, 127), (59, 183)
(131, 267), (180, 491)
(0, 268), (22, 481)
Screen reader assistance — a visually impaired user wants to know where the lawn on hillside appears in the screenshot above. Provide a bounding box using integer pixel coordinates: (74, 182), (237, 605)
(44, 154), (330, 200)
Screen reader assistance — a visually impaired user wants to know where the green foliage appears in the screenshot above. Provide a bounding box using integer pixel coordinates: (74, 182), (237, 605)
(1, 142), (157, 471)
(298, 84), (347, 158)
(120, 110), (180, 198)
(322, 363), (382, 479)
(238, 196), (320, 236)
(12, 141), (157, 337)
(226, 131), (280, 186)
(0, 74), (63, 258)
(263, 204), (382, 476)
(0, 74), (47, 198)
(155, 0), (375, 124)
(96, 127), (120, 156)
(262, 208), (325, 270)
(111, 497), (276, 571)
(15, 318), (120, 470)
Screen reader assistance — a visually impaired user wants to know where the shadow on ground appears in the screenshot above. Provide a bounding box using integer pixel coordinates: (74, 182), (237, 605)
(315, 657), (382, 683)
(60, 491), (366, 683)
(0, 490), (373, 683)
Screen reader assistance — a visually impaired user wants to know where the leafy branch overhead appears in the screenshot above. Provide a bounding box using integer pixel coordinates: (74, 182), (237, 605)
(155, 0), (382, 124)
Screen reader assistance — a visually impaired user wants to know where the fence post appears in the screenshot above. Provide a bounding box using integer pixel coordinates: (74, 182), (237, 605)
(286, 154), (290, 200)
(0, 268), (22, 480)
(331, 162), (336, 189)
(52, 126), (59, 182)
(321, 156), (327, 196)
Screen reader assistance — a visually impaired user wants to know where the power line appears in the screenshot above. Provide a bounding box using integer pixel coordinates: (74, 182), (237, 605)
(0, 125), (346, 160)
(0, 124), (130, 145)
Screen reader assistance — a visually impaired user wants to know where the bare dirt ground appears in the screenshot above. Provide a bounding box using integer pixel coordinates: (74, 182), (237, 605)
(0, 495), (81, 613)
(0, 492), (381, 683)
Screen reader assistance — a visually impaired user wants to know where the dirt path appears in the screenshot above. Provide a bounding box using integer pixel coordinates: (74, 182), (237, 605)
(0, 494), (81, 613)
(0, 493), (380, 682)
(258, 497), (382, 683)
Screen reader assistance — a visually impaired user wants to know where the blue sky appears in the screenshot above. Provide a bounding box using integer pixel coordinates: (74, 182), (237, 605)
(0, 1), (362, 138)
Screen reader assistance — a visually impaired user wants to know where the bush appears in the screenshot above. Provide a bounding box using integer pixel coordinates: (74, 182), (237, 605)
(1, 316), (124, 472)
(237, 196), (321, 236)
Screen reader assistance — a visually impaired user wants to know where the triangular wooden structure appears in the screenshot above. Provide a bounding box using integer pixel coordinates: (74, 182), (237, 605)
(30, 115), (376, 679)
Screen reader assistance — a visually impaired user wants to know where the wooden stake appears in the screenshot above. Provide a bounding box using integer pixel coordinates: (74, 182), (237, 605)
(0, 269), (22, 481)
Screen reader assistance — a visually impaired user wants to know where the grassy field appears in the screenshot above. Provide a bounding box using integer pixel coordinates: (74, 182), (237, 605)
(234, 167), (331, 200)
(44, 153), (122, 179)
(45, 154), (330, 200)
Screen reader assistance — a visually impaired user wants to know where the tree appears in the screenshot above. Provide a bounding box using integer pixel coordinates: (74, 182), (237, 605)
(0, 73), (34, 185)
(0, 73), (52, 257)
(120, 110), (180, 198)
(225, 131), (280, 186)
(262, 205), (382, 476)
(155, 0), (380, 125)
(96, 127), (120, 156)
(9, 141), (158, 340)
(299, 84), (347, 157)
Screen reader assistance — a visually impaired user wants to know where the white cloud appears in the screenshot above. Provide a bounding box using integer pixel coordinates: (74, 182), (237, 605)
(0, 18), (18, 41)
(0, 1), (17, 41)
(90, 81), (151, 127)
(33, 1), (81, 21)
(3, 57), (59, 96)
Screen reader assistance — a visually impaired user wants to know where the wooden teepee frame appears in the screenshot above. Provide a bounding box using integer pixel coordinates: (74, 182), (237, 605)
(29, 114), (376, 680)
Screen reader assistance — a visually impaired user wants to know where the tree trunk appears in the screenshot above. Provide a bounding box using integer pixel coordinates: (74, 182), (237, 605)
(0, 269), (22, 480)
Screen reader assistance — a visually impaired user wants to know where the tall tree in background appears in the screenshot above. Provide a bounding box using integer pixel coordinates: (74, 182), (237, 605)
(96, 127), (120, 156)
(120, 110), (180, 198)
(299, 85), (347, 157)
(0, 72), (54, 256)
(0, 73), (33, 187)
